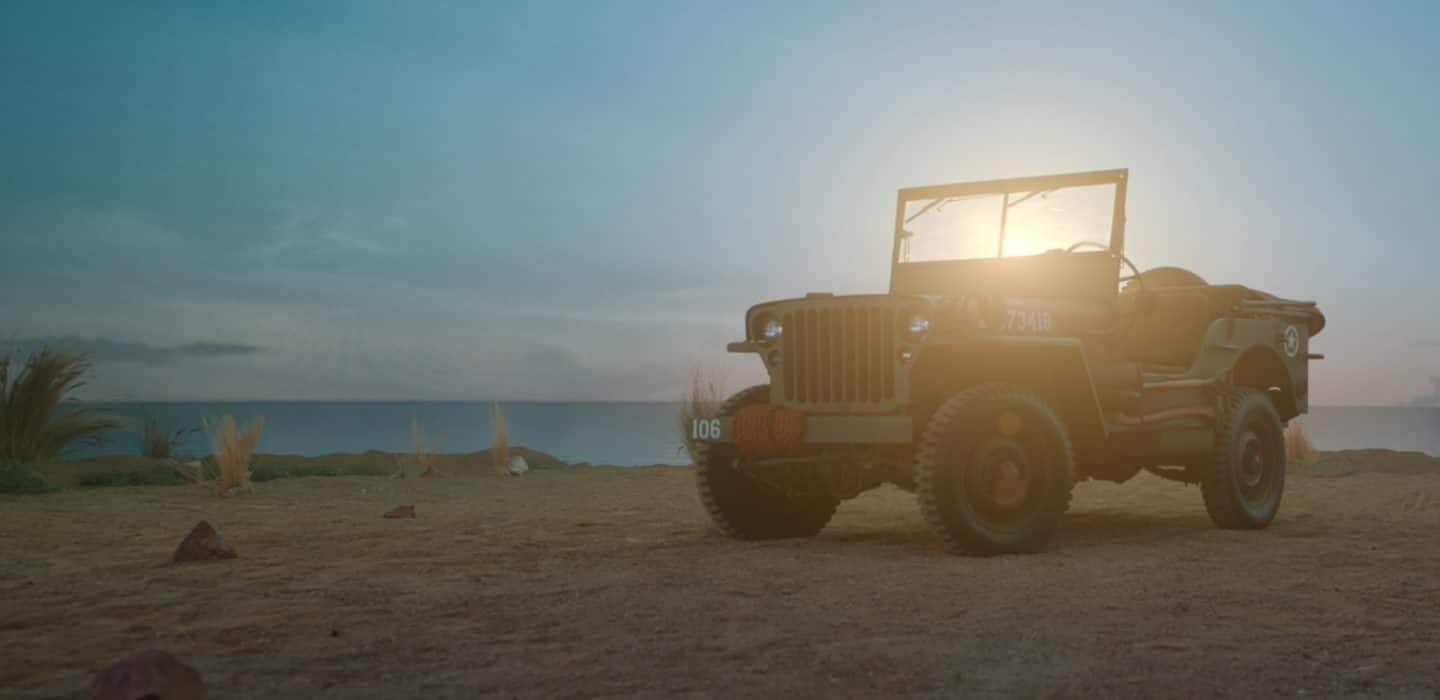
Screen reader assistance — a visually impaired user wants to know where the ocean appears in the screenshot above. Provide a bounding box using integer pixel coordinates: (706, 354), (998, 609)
(59, 402), (1440, 465)
(65, 401), (691, 466)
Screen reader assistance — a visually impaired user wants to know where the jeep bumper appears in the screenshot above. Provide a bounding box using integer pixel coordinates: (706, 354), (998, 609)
(689, 414), (914, 446)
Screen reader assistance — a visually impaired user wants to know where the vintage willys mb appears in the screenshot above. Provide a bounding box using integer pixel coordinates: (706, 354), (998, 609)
(690, 169), (1326, 554)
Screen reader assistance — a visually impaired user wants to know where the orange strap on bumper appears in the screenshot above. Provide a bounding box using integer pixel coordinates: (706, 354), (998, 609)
(732, 404), (807, 457)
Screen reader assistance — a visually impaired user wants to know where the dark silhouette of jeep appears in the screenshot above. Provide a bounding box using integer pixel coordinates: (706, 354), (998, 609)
(690, 169), (1325, 554)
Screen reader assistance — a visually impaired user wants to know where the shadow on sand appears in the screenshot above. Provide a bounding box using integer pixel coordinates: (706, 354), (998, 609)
(805, 509), (1217, 555)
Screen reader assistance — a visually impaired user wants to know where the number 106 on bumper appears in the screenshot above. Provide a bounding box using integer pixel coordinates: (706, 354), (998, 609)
(690, 418), (723, 441)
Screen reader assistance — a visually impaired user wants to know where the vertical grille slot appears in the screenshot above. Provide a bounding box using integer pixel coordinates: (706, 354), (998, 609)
(875, 308), (887, 400)
(830, 308), (843, 402)
(818, 309), (831, 403)
(789, 309), (800, 400)
(793, 311), (807, 402)
(844, 308), (856, 401)
(805, 309), (818, 402)
(860, 308), (871, 402)
(868, 308), (882, 401)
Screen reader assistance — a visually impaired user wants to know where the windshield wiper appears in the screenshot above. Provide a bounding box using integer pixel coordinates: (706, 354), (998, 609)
(905, 187), (1055, 227)
(1005, 188), (1055, 209)
(903, 196), (955, 226)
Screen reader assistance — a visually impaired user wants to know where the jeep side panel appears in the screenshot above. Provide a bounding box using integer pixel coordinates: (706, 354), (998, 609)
(1188, 318), (1310, 421)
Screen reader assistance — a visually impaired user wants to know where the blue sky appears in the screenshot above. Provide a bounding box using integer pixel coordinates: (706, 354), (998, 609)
(1, 1), (1437, 403)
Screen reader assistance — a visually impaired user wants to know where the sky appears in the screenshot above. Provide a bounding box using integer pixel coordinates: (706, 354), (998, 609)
(1, 1), (1437, 404)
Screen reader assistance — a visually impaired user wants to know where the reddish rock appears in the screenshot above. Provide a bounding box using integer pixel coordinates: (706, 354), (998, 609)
(383, 504), (416, 519)
(89, 649), (206, 700)
(172, 520), (237, 563)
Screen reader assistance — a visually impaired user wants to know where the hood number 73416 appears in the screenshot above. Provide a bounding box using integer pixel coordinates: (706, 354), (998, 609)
(1005, 309), (1054, 335)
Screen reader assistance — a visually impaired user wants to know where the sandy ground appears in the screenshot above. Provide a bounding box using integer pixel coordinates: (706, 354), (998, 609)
(3, 455), (1439, 699)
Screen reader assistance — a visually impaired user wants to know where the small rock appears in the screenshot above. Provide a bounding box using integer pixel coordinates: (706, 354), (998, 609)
(89, 649), (206, 700)
(383, 504), (416, 519)
(507, 455), (529, 475)
(172, 521), (237, 564)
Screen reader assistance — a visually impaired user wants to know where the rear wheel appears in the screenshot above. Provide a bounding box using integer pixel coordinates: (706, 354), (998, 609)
(916, 384), (1075, 555)
(695, 386), (838, 540)
(1202, 388), (1286, 529)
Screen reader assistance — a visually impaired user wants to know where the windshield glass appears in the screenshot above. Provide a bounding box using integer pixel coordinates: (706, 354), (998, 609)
(897, 183), (1116, 263)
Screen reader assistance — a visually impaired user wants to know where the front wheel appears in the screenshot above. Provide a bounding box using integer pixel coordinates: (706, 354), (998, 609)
(915, 384), (1075, 555)
(695, 386), (838, 540)
(1201, 388), (1286, 529)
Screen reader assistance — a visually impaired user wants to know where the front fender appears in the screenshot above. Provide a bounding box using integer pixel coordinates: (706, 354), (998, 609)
(912, 336), (1109, 451)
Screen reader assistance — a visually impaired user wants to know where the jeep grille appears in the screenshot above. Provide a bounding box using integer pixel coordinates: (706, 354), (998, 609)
(780, 306), (896, 406)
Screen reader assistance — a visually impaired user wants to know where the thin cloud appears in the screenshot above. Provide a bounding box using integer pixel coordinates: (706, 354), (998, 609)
(262, 211), (404, 258)
(173, 342), (267, 357)
(321, 227), (385, 254)
(1412, 377), (1440, 407)
(1413, 339), (1440, 349)
(10, 336), (266, 365)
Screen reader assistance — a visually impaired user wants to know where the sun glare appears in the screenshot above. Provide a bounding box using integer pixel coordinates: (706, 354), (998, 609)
(901, 185), (1114, 263)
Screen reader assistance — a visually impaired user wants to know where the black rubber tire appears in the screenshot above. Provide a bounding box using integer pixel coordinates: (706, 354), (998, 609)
(1202, 388), (1286, 529)
(695, 385), (838, 540)
(916, 384), (1075, 555)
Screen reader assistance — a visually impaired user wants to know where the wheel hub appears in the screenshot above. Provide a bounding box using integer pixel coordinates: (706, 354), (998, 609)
(1239, 432), (1266, 490)
(967, 438), (1033, 512)
(990, 459), (1029, 508)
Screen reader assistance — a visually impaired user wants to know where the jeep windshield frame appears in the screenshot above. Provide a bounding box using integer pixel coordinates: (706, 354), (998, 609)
(889, 168), (1128, 294)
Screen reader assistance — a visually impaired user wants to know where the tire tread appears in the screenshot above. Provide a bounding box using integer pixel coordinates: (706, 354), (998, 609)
(695, 386), (837, 539)
(1201, 388), (1286, 530)
(915, 384), (1075, 555)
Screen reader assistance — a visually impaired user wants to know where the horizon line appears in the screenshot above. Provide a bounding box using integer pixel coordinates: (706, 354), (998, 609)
(61, 398), (1440, 409)
(64, 398), (689, 404)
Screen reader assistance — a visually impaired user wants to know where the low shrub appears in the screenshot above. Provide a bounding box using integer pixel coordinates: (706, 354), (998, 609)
(139, 418), (200, 459)
(0, 460), (59, 494)
(78, 465), (190, 488)
(250, 463), (388, 482)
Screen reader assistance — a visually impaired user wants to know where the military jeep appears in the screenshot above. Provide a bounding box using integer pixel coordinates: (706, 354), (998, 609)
(690, 168), (1326, 555)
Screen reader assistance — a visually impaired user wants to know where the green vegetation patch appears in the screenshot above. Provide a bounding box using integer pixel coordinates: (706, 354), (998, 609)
(250, 463), (389, 482)
(77, 465), (191, 488)
(0, 461), (60, 494)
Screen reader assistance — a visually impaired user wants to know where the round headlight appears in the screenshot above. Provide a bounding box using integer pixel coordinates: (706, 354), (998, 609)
(907, 313), (931, 337)
(761, 318), (784, 340)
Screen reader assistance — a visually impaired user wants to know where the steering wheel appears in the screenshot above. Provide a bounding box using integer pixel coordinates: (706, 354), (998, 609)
(1064, 240), (1111, 254)
(1064, 240), (1145, 293)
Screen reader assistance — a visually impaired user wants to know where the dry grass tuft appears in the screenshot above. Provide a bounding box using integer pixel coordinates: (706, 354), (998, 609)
(678, 368), (723, 464)
(412, 414), (438, 476)
(205, 415), (263, 495)
(491, 402), (510, 475)
(1285, 419), (1317, 465)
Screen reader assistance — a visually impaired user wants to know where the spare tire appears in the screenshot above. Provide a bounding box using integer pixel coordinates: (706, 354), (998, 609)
(1122, 266), (1207, 296)
(1117, 266), (1212, 367)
